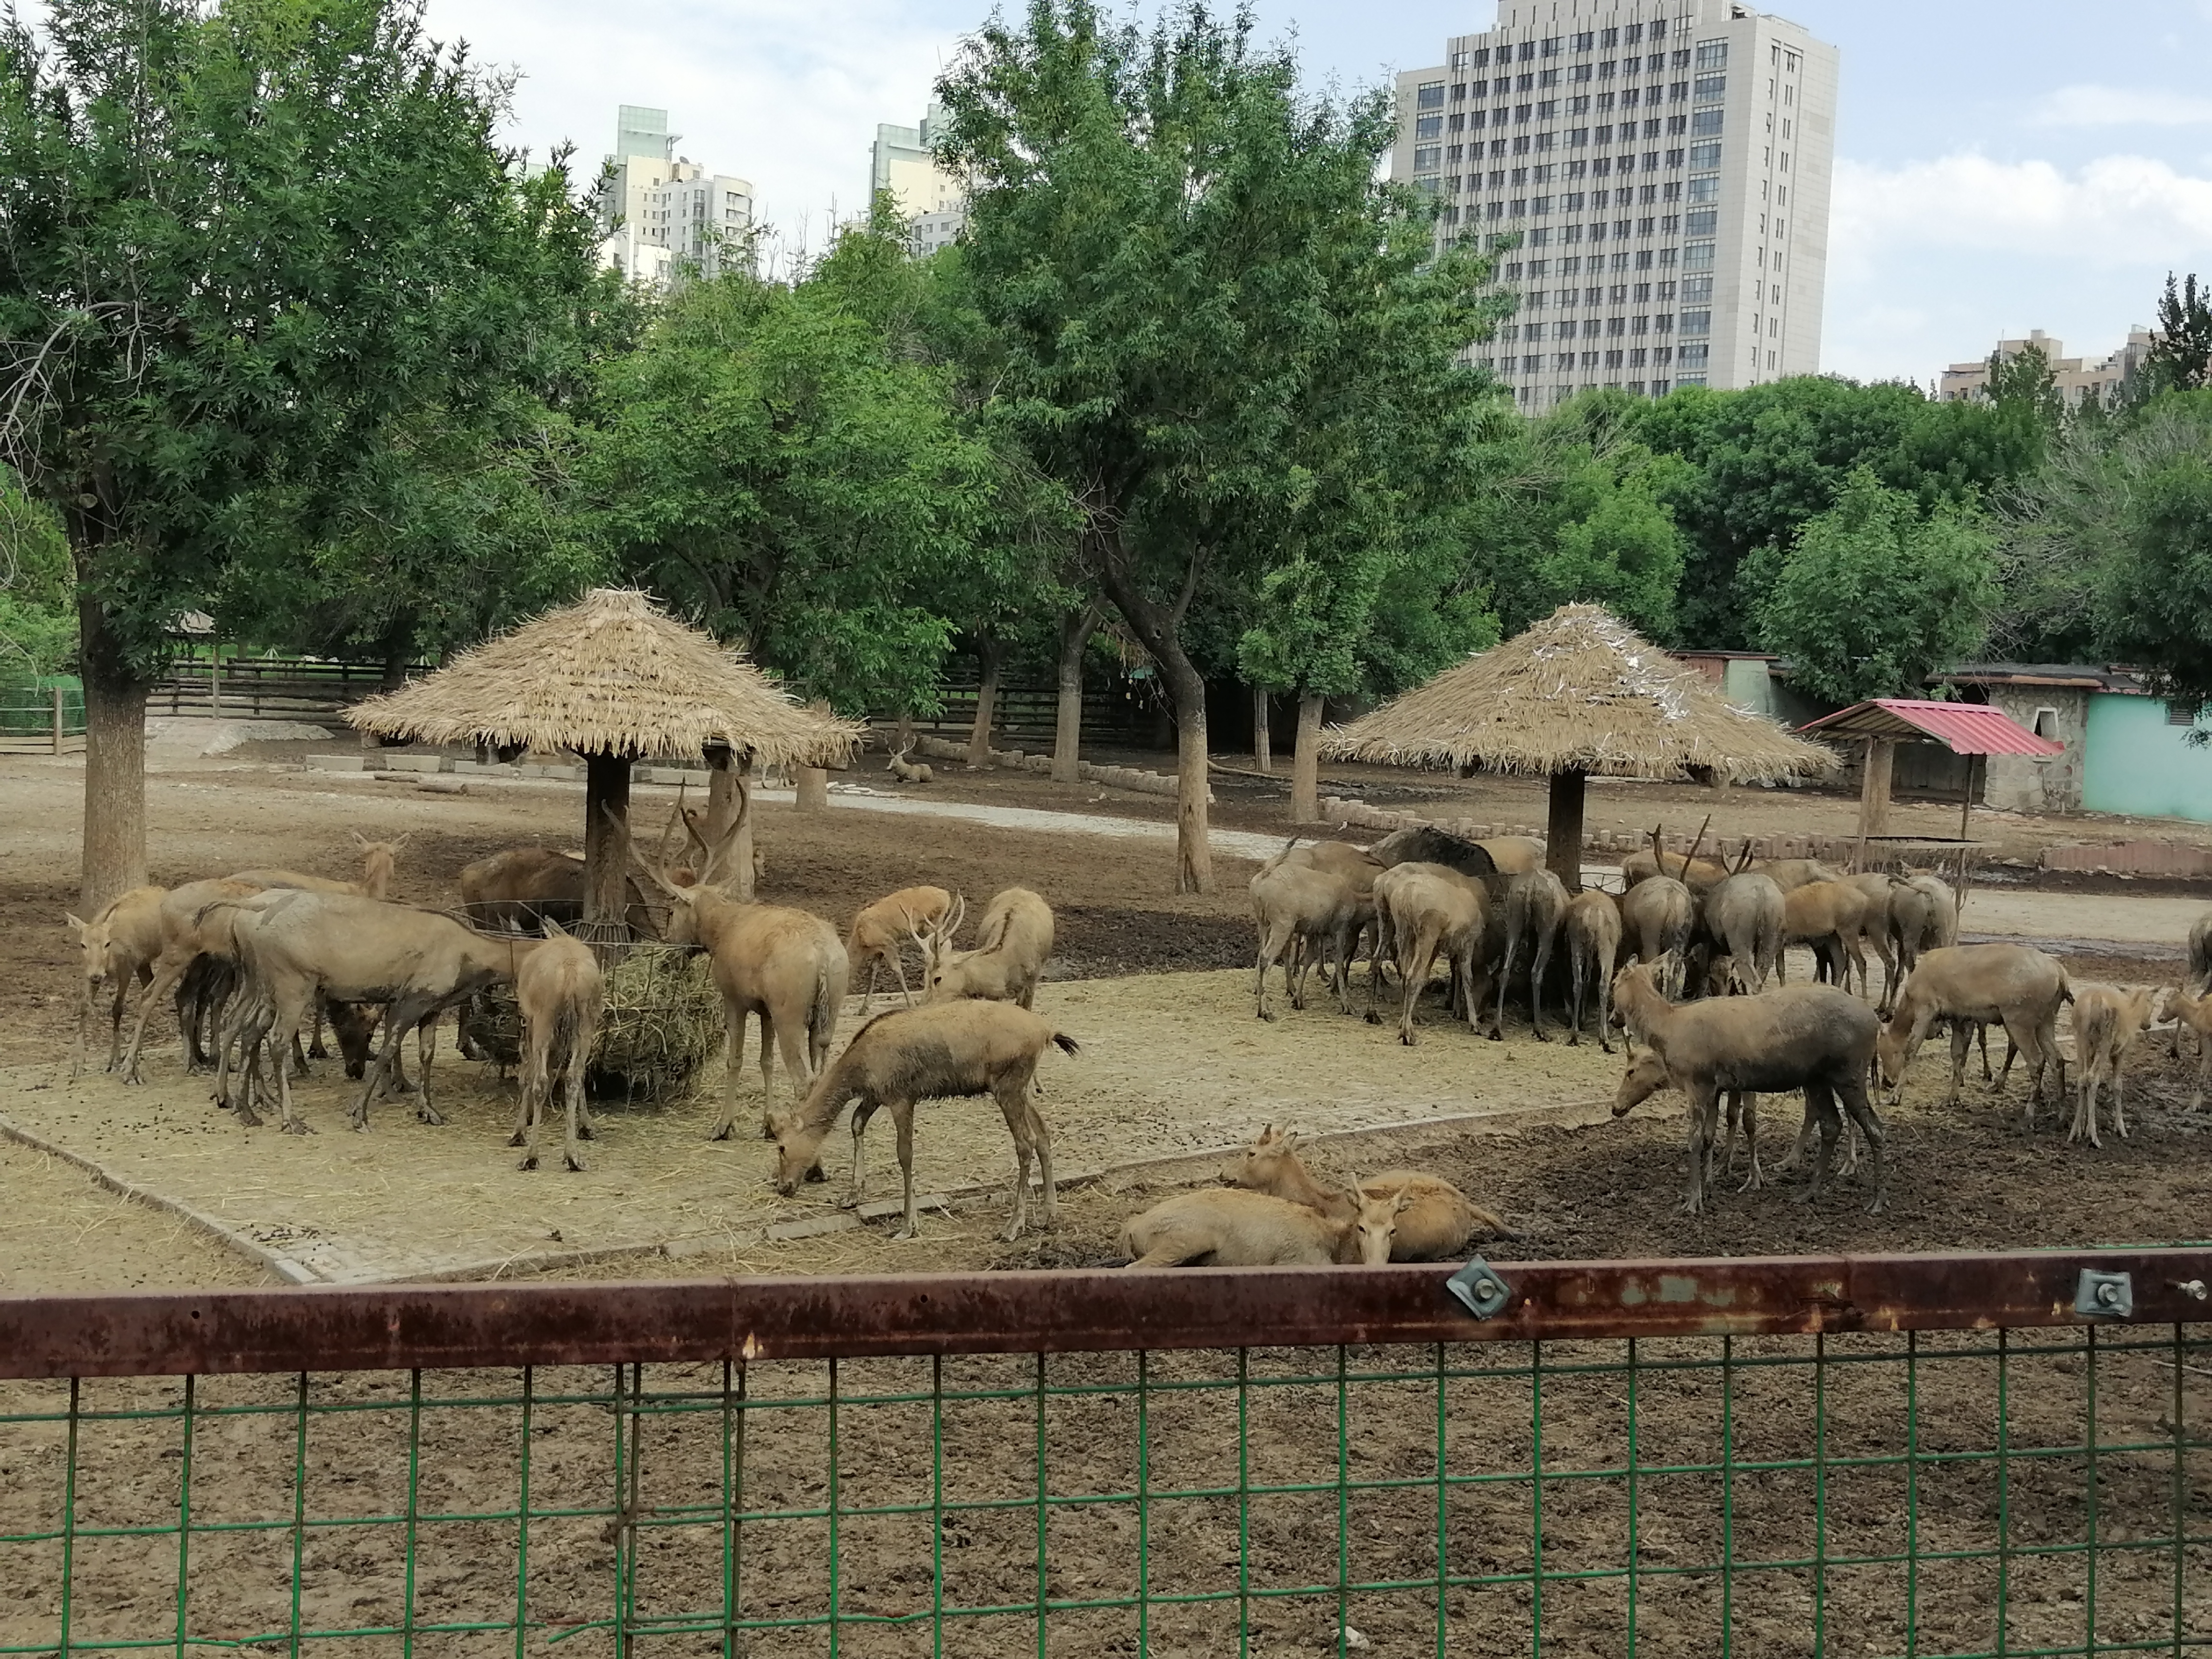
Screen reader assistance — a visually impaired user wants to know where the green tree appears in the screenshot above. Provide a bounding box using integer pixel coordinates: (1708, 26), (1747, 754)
(939, 0), (1486, 888)
(2096, 447), (2212, 711)
(1749, 469), (1999, 705)
(2144, 271), (2212, 395)
(0, 0), (608, 906)
(587, 250), (1000, 717)
(1984, 340), (2066, 433)
(0, 464), (74, 677)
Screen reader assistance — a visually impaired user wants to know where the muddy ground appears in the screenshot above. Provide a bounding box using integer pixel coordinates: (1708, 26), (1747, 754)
(4, 740), (2210, 1657)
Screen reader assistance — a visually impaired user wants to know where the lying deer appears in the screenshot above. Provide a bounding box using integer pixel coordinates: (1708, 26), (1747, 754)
(1119, 1184), (1411, 1266)
(886, 745), (933, 784)
(231, 831), (408, 901)
(770, 1000), (1077, 1241)
(1218, 1125), (1502, 1259)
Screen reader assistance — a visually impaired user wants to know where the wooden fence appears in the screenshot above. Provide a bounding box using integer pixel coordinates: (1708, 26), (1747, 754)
(0, 683), (85, 756)
(895, 678), (1162, 751)
(148, 656), (420, 722)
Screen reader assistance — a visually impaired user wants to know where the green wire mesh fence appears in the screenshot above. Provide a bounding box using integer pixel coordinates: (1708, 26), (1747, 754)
(1, 1251), (2206, 1658)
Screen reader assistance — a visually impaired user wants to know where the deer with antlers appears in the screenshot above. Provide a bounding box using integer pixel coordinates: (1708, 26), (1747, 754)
(847, 886), (954, 1010)
(626, 804), (848, 1140)
(915, 888), (1055, 1009)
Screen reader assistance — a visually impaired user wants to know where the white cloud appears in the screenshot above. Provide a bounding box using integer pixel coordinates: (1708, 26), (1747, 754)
(2033, 84), (2212, 127)
(423, 0), (966, 251)
(1830, 151), (2212, 277)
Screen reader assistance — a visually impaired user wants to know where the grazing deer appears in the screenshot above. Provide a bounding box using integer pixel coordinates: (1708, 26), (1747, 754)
(1619, 876), (1694, 999)
(1876, 944), (2072, 1123)
(1563, 888), (1623, 1050)
(847, 885), (953, 1011)
(1492, 869), (1567, 1041)
(510, 921), (606, 1172)
(1371, 863), (1488, 1044)
(770, 1000), (1076, 1241)
(1622, 819), (1728, 893)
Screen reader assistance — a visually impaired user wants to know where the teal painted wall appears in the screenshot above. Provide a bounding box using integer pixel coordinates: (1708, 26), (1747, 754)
(2083, 694), (2212, 821)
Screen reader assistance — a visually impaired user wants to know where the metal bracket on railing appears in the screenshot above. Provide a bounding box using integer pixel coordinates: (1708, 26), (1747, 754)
(2172, 1279), (2208, 1302)
(2075, 1269), (2134, 1321)
(1446, 1258), (1513, 1321)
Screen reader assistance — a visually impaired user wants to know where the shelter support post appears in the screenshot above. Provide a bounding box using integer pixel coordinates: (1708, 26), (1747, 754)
(583, 752), (633, 931)
(1856, 738), (1895, 851)
(796, 699), (831, 812)
(1960, 752), (1983, 842)
(1546, 769), (1587, 893)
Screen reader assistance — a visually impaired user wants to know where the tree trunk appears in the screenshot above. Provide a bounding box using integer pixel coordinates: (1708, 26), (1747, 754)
(1173, 692), (1212, 893)
(1251, 685), (1272, 773)
(77, 596), (149, 915)
(1052, 604), (1101, 785)
(583, 751), (633, 929)
(966, 632), (1002, 769)
(1291, 693), (1323, 824)
(796, 700), (831, 810)
(1094, 531), (1212, 892)
(1546, 769), (1587, 894)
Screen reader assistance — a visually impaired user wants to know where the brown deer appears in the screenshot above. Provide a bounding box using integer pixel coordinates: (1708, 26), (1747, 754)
(918, 888), (1054, 1009)
(629, 816), (847, 1138)
(770, 1000), (1077, 1241)
(510, 921), (607, 1173)
(2067, 983), (2168, 1148)
(1563, 888), (1623, 1050)
(1120, 1183), (1417, 1267)
(1619, 875), (1694, 998)
(1371, 863), (1488, 1044)
(230, 831), (408, 900)
(1875, 944), (2072, 1122)
(847, 885), (954, 1010)
(1622, 818), (1729, 893)
(1218, 1125), (1503, 1259)
(64, 885), (168, 1079)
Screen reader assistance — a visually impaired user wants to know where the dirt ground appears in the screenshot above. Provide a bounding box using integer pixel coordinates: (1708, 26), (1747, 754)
(5, 736), (2212, 1658)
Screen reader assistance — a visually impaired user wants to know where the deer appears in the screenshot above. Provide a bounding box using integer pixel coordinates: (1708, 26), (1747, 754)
(1368, 862), (1488, 1043)
(1276, 839), (1389, 1010)
(1840, 872), (1903, 1009)
(1563, 888), (1623, 1051)
(1250, 840), (1378, 1020)
(1887, 870), (1960, 981)
(628, 813), (848, 1140)
(2163, 984), (2212, 1108)
(1775, 879), (1869, 990)
(918, 888), (1054, 1010)
(1622, 818), (1729, 893)
(1748, 856), (1848, 892)
(1697, 865), (1785, 994)
(1119, 1183), (1417, 1267)
(1218, 1124), (1503, 1259)
(2066, 983), (2168, 1149)
(459, 786), (733, 936)
(1619, 875), (1695, 999)
(1491, 869), (1567, 1041)
(847, 885), (954, 1011)
(1875, 944), (2072, 1124)
(63, 885), (168, 1079)
(886, 745), (933, 784)
(1610, 961), (1886, 1214)
(230, 831), (409, 901)
(1612, 1045), (1771, 1193)
(116, 878), (274, 1082)
(510, 921), (607, 1173)
(2169, 910), (2212, 1062)
(216, 889), (552, 1133)
(769, 1000), (1077, 1241)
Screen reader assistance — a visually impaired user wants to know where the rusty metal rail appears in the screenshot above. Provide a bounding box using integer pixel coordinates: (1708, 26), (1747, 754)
(3, 1248), (2210, 1379)
(3, 1250), (2207, 1658)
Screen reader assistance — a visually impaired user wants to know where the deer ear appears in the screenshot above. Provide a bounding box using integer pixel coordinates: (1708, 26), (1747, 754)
(1395, 1190), (1418, 1215)
(63, 912), (87, 938)
(391, 832), (411, 852)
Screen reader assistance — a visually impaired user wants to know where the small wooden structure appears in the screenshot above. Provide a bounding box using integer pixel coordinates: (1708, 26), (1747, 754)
(1797, 698), (2063, 859)
(1321, 603), (1836, 889)
(348, 589), (858, 939)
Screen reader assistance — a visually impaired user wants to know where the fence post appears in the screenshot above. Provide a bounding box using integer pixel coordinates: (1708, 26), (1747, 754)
(51, 686), (64, 756)
(210, 646), (220, 716)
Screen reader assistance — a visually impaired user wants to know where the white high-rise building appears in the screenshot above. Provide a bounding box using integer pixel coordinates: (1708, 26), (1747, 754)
(597, 105), (754, 286)
(1391, 1), (1837, 409)
(871, 104), (966, 255)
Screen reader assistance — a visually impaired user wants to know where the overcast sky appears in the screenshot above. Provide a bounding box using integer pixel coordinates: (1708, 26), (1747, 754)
(419, 0), (2212, 386)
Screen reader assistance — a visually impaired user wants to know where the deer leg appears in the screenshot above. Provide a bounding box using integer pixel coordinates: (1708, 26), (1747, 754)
(562, 1033), (589, 1173)
(2196, 1039), (2211, 1111)
(891, 1101), (921, 1241)
(1946, 1021), (1972, 1106)
(892, 950), (917, 1009)
(118, 951), (191, 1084)
(1026, 1090), (1057, 1227)
(1529, 931), (1554, 1041)
(1681, 1086), (1717, 1215)
(709, 1001), (745, 1141)
(2113, 1056), (2130, 1140)
(1839, 1074), (1886, 1213)
(995, 1080), (1038, 1242)
(1491, 935), (1517, 1042)
(757, 1010), (780, 1107)
(351, 995), (421, 1130)
(1738, 1093), (1765, 1192)
(517, 1022), (549, 1170)
(1568, 950), (1586, 1046)
(844, 1100), (876, 1210)
(1798, 1082), (1840, 1207)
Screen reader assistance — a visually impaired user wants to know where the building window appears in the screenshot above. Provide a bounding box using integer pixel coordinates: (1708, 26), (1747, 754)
(2030, 708), (2061, 743)
(1416, 114), (1443, 139)
(1472, 47), (1490, 66)
(1696, 40), (1727, 70)
(1535, 130), (1556, 149)
(1686, 174), (1720, 204)
(1571, 62), (1592, 82)
(1691, 108), (1723, 136)
(1693, 74), (1726, 104)
(2167, 700), (2203, 727)
(1414, 146), (1442, 170)
(1417, 81), (1445, 108)
(1600, 26), (1617, 47)
(1679, 308), (1711, 335)
(1624, 21), (1643, 42)
(1678, 342), (1710, 367)
(1683, 208), (1718, 236)
(1681, 273), (1714, 302)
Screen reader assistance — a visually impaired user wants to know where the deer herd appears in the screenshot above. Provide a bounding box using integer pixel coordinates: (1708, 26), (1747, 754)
(51, 789), (2212, 1259)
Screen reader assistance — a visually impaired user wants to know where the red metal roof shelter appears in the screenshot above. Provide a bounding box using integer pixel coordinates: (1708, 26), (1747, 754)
(1797, 699), (2062, 857)
(1798, 698), (2065, 757)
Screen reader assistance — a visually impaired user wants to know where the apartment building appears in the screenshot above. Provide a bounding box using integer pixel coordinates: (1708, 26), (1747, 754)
(1938, 326), (2156, 408)
(1391, 0), (1838, 409)
(871, 104), (967, 255)
(597, 105), (755, 286)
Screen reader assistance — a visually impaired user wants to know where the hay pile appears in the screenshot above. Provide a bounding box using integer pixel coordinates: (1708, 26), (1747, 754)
(468, 944), (723, 1104)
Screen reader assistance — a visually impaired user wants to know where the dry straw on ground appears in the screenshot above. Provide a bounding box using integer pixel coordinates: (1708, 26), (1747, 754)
(1324, 601), (1837, 783)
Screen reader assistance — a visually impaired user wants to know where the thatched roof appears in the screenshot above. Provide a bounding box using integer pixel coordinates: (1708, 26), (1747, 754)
(1322, 602), (1837, 783)
(346, 588), (860, 767)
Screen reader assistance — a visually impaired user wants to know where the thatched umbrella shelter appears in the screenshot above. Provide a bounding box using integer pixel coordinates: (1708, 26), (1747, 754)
(348, 589), (858, 930)
(1322, 603), (1837, 888)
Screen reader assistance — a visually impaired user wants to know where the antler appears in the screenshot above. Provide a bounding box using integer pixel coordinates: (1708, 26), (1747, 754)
(613, 802), (686, 900)
(656, 782), (693, 874)
(1682, 813), (1713, 877)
